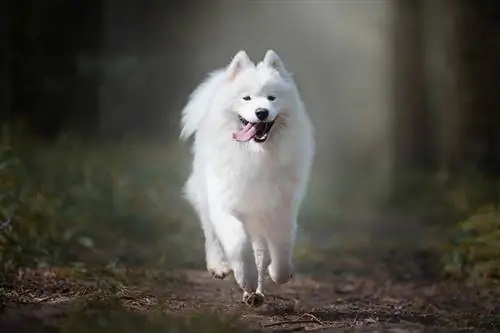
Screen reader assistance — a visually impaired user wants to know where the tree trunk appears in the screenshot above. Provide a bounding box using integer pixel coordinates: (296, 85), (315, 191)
(392, 0), (432, 175)
(0, 0), (11, 125)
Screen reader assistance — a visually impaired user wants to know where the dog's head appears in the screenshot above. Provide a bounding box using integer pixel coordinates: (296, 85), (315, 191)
(223, 50), (295, 143)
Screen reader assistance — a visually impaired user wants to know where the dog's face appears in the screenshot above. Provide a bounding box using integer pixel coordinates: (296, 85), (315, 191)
(224, 50), (294, 143)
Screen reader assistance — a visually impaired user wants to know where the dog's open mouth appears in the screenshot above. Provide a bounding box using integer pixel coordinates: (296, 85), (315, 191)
(233, 116), (275, 143)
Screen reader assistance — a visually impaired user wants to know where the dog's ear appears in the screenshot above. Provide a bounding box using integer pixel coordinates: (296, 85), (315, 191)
(262, 49), (288, 77)
(227, 50), (254, 80)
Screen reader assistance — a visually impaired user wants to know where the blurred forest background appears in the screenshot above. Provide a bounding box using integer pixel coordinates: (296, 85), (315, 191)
(0, 0), (499, 290)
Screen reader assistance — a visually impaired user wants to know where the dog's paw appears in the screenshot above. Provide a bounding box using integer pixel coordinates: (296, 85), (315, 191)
(206, 247), (232, 280)
(208, 265), (232, 280)
(242, 291), (265, 307)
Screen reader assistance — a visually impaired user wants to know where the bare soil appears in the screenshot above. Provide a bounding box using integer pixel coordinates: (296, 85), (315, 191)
(0, 264), (499, 333)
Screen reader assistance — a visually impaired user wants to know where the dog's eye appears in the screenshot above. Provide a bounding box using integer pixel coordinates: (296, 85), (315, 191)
(242, 96), (251, 101)
(267, 95), (276, 101)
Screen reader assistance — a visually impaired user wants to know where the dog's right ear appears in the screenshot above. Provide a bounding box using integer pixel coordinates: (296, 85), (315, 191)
(227, 50), (254, 80)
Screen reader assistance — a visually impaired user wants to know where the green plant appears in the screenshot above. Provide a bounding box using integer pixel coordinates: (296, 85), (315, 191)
(444, 204), (500, 284)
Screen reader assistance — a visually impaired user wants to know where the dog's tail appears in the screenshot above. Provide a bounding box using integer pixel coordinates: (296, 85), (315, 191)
(180, 69), (227, 140)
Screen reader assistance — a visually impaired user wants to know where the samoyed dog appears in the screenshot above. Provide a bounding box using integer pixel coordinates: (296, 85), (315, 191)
(180, 50), (314, 307)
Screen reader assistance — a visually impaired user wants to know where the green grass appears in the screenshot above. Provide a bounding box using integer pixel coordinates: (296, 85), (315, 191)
(0, 128), (202, 272)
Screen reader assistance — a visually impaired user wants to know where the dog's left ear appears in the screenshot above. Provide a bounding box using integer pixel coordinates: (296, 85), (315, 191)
(227, 50), (255, 80)
(262, 50), (288, 77)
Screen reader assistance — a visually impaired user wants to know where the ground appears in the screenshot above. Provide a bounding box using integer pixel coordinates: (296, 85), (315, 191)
(1, 264), (499, 333)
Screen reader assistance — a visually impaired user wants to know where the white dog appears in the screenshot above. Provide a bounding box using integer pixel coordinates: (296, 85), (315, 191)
(180, 50), (314, 307)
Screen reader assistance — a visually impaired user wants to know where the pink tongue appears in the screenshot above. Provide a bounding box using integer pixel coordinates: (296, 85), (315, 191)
(232, 123), (257, 142)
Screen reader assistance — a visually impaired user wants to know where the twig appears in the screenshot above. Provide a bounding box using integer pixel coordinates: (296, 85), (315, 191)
(34, 295), (53, 303)
(301, 313), (324, 325)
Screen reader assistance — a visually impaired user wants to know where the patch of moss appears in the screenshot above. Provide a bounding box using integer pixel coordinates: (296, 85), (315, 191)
(443, 204), (500, 284)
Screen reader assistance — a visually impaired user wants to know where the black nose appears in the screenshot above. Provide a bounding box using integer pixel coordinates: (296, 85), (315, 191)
(255, 108), (269, 121)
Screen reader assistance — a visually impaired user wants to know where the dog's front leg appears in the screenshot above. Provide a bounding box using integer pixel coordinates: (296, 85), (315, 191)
(202, 214), (232, 280)
(184, 176), (231, 279)
(210, 209), (260, 306)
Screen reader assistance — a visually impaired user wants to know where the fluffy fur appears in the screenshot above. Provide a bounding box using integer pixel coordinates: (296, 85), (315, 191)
(180, 50), (314, 307)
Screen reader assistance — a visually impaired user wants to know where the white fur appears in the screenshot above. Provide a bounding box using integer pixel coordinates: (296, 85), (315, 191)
(180, 50), (314, 305)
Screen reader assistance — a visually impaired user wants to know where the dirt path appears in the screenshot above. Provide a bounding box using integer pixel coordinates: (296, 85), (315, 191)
(180, 270), (500, 332)
(0, 267), (499, 332)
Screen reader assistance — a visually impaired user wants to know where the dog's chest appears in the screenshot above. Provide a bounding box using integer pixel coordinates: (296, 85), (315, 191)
(211, 152), (298, 211)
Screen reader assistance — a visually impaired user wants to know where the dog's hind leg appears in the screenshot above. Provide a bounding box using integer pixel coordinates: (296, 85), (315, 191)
(210, 210), (259, 305)
(265, 216), (296, 286)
